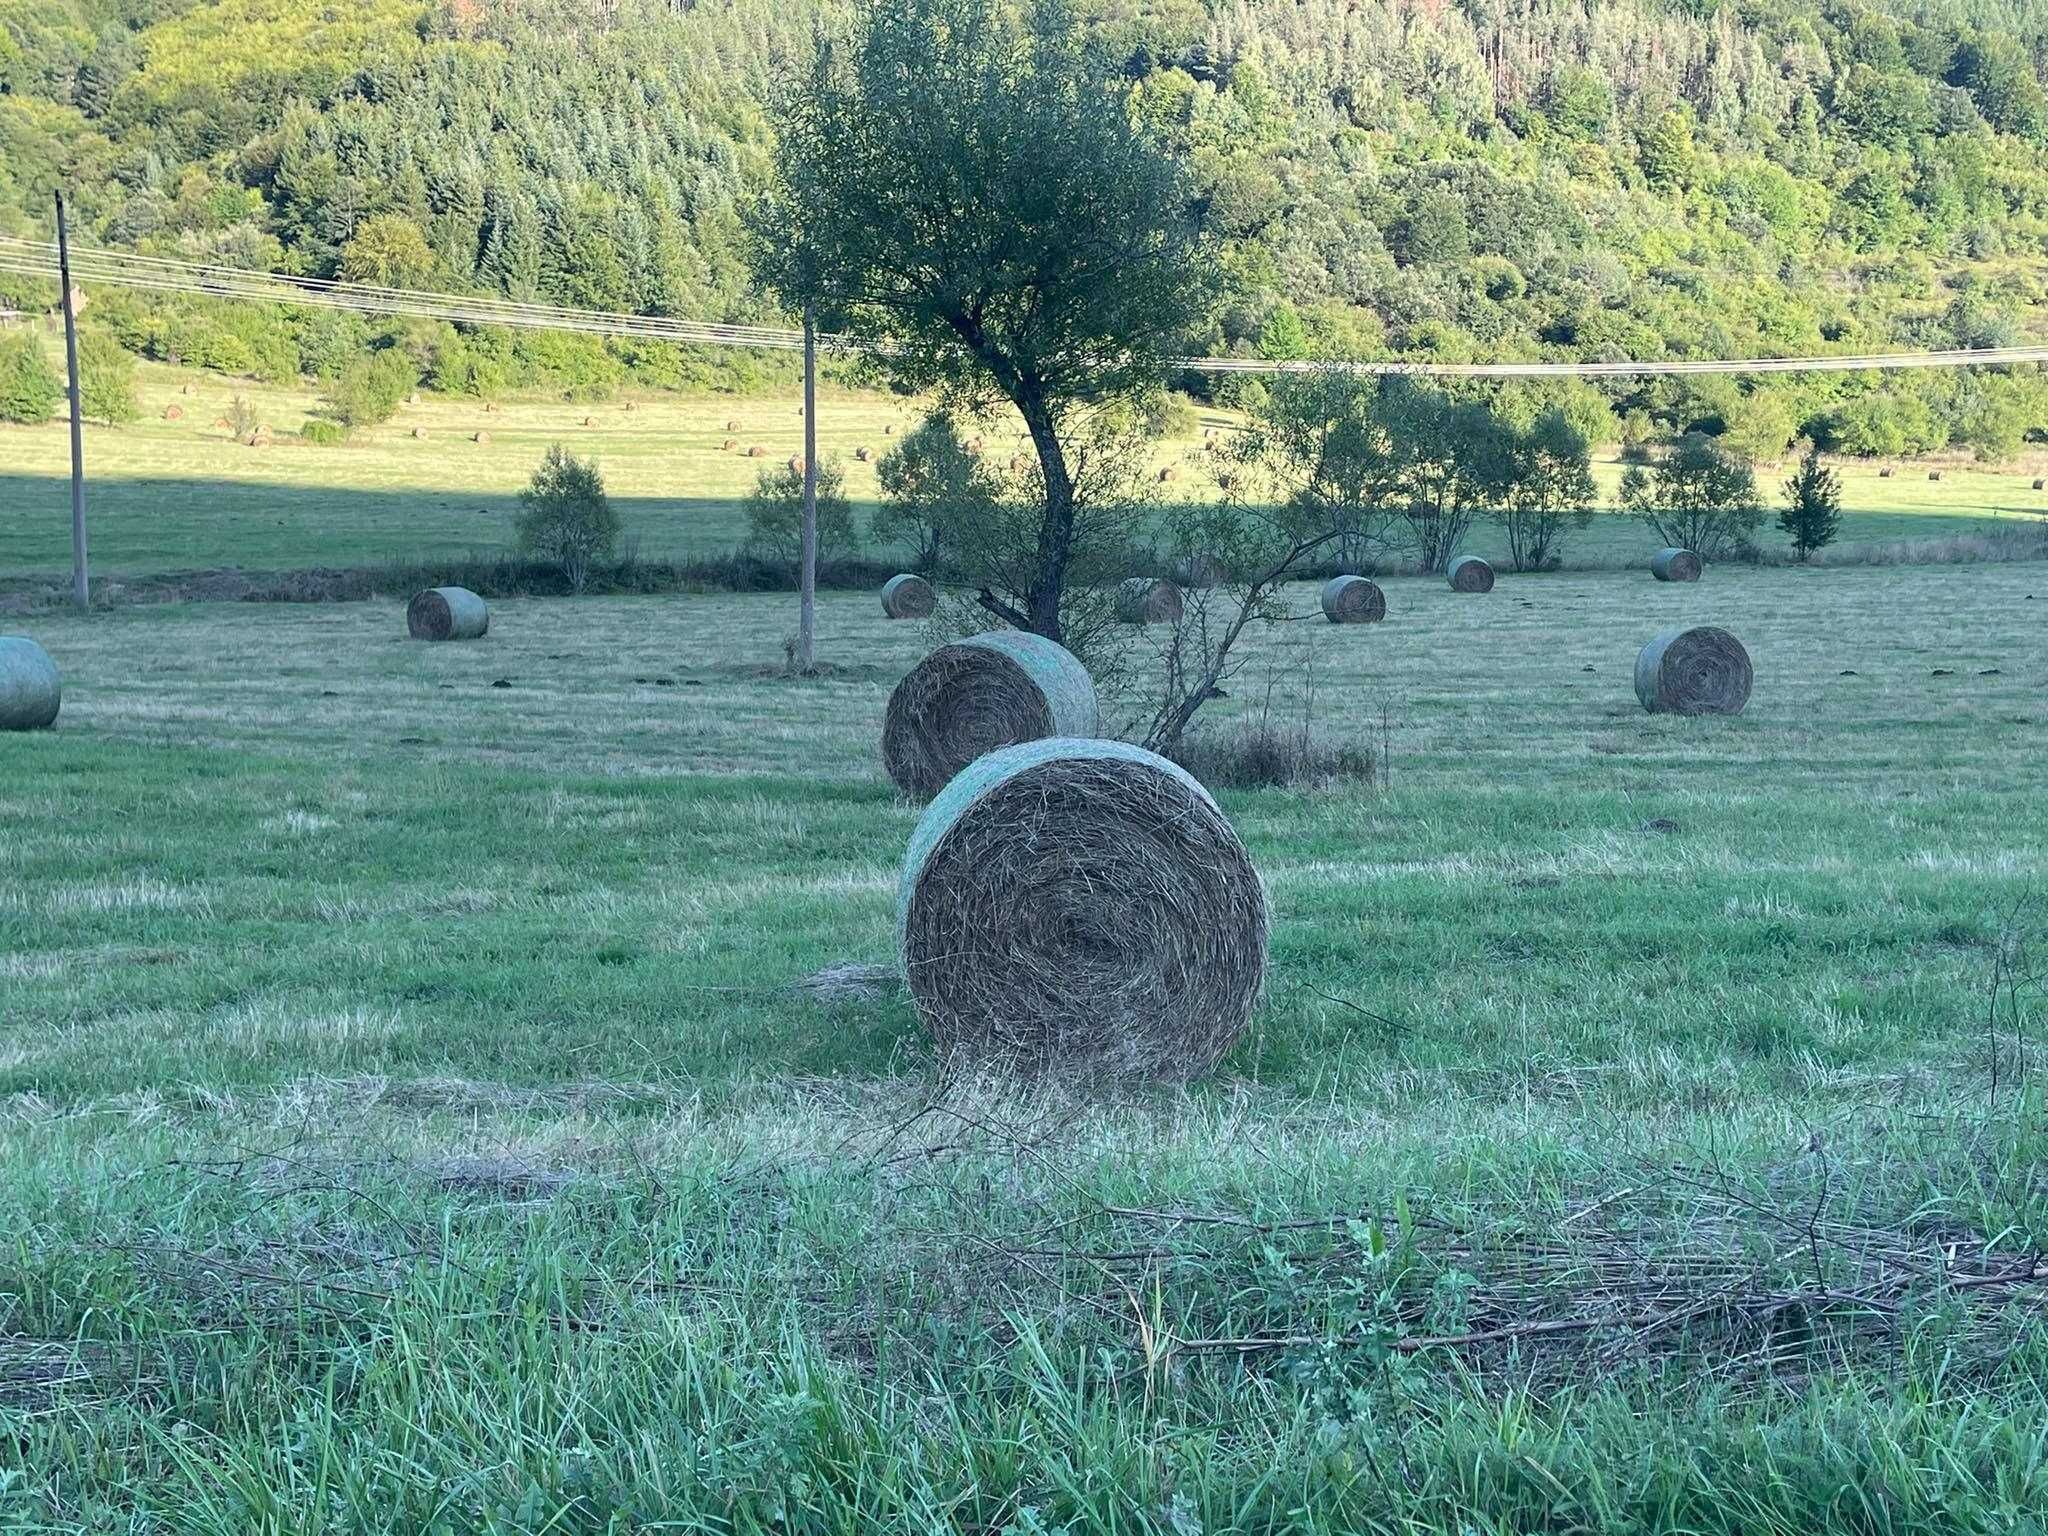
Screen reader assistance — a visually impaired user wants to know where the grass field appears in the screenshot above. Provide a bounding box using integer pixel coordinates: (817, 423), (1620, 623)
(3, 560), (2046, 1530)
(5, 358), (2048, 579)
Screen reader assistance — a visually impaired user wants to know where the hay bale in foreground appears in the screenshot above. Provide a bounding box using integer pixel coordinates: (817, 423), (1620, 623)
(1650, 547), (1702, 583)
(881, 632), (1098, 799)
(1321, 574), (1386, 624)
(898, 737), (1268, 1080)
(881, 573), (936, 620)
(407, 587), (490, 642)
(1117, 578), (1184, 624)
(1634, 626), (1752, 716)
(1447, 554), (1494, 593)
(0, 637), (61, 731)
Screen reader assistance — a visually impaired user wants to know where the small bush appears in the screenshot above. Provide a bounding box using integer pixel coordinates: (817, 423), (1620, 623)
(742, 458), (858, 563)
(1168, 722), (1376, 792)
(0, 332), (62, 424)
(77, 331), (139, 425)
(300, 419), (348, 446)
(321, 348), (416, 430)
(516, 444), (620, 593)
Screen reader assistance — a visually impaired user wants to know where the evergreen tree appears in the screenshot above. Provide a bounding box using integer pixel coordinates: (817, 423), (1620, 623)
(1779, 444), (1842, 561)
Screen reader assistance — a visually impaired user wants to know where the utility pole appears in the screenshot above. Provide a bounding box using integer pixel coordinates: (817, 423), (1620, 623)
(798, 299), (818, 673)
(56, 191), (89, 610)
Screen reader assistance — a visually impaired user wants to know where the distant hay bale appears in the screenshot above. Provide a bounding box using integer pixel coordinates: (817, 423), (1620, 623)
(1320, 574), (1386, 624)
(1157, 466), (1178, 484)
(407, 587), (490, 642)
(1634, 625), (1753, 716)
(583, 416), (598, 427)
(726, 419), (740, 432)
(856, 446), (872, 462)
(1650, 547), (1702, 582)
(2034, 479), (2045, 491)
(788, 455), (806, 475)
(884, 424), (895, 436)
(1879, 467), (1895, 478)
(881, 573), (937, 620)
(163, 405), (184, 421)
(897, 737), (1268, 1080)
(412, 427), (429, 440)
(747, 446), (767, 458)
(1447, 554), (1494, 593)
(1175, 552), (1228, 589)
(721, 439), (737, 451)
(212, 417), (231, 429)
(1928, 470), (1943, 481)
(179, 383), (193, 396)
(1009, 455), (1028, 473)
(1117, 578), (1184, 623)
(0, 637), (61, 731)
(881, 631), (1099, 799)
(472, 430), (491, 445)
(406, 392), (421, 405)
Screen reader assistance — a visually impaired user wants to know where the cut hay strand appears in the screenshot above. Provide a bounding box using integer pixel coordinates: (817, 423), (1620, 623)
(1635, 626), (1753, 715)
(1447, 555), (1495, 593)
(898, 738), (1268, 1080)
(1117, 578), (1184, 624)
(1651, 548), (1703, 583)
(1320, 575), (1387, 624)
(881, 632), (1099, 799)
(406, 587), (489, 642)
(0, 637), (61, 731)
(881, 574), (937, 620)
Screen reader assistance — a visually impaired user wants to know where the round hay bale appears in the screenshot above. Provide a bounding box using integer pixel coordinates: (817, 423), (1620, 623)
(1928, 470), (1943, 481)
(406, 392), (421, 406)
(1878, 467), (1894, 478)
(1320, 574), (1386, 624)
(212, 417), (231, 429)
(721, 438), (737, 452)
(1634, 626), (1753, 716)
(472, 430), (491, 446)
(747, 446), (767, 458)
(1117, 578), (1184, 624)
(411, 426), (429, 440)
(1447, 554), (1494, 593)
(163, 405), (184, 421)
(898, 738), (1268, 1080)
(884, 424), (896, 436)
(1158, 466), (1178, 484)
(2034, 479), (2045, 491)
(179, 383), (194, 396)
(1650, 547), (1702, 583)
(407, 587), (489, 642)
(881, 631), (1099, 799)
(856, 446), (873, 462)
(583, 416), (598, 428)
(788, 455), (806, 475)
(881, 573), (937, 620)
(484, 401), (498, 413)
(0, 637), (61, 731)
(1175, 553), (1228, 589)
(726, 419), (740, 432)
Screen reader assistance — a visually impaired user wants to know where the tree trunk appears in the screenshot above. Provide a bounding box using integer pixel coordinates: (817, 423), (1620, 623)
(1017, 390), (1074, 644)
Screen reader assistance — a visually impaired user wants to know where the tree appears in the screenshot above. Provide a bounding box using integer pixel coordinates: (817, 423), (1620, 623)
(0, 332), (61, 425)
(321, 348), (416, 431)
(1229, 368), (1400, 573)
(1620, 433), (1764, 559)
(339, 214), (436, 288)
(751, 0), (1218, 644)
(1779, 445), (1841, 562)
(77, 332), (138, 425)
(1381, 380), (1511, 572)
(516, 445), (620, 592)
(872, 414), (999, 570)
(1493, 407), (1596, 571)
(742, 459), (857, 566)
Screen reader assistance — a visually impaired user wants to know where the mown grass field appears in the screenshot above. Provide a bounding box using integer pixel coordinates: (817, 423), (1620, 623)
(4, 358), (2048, 578)
(3, 559), (2046, 1531)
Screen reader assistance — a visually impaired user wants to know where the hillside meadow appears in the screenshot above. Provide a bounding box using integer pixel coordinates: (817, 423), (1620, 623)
(2, 559), (2045, 1529)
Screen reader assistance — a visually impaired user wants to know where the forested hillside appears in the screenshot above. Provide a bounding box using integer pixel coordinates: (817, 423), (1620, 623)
(6, 0), (2048, 451)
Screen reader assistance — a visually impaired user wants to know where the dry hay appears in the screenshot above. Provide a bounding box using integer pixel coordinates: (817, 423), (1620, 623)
(1635, 625), (1753, 715)
(897, 738), (1268, 1080)
(726, 419), (741, 432)
(472, 430), (491, 446)
(582, 416), (598, 427)
(162, 405), (183, 421)
(1320, 574), (1386, 624)
(1158, 466), (1178, 484)
(788, 456), (806, 475)
(881, 631), (1099, 799)
(1175, 552), (1228, 589)
(747, 446), (767, 458)
(211, 416), (231, 429)
(1447, 555), (1494, 593)
(411, 427), (429, 440)
(856, 446), (873, 462)
(721, 439), (737, 452)
(2034, 479), (2045, 491)
(406, 392), (422, 405)
(884, 423), (896, 435)
(0, 637), (61, 731)
(1928, 470), (1943, 481)
(881, 573), (937, 620)
(1650, 547), (1703, 583)
(407, 587), (490, 642)
(1117, 578), (1184, 624)
(179, 383), (194, 396)
(1879, 467), (1895, 478)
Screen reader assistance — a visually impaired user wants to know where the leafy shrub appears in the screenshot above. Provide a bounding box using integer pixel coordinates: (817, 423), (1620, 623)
(77, 331), (138, 425)
(1619, 432), (1763, 560)
(300, 419), (348, 446)
(321, 349), (416, 430)
(0, 332), (62, 424)
(516, 445), (620, 593)
(742, 459), (858, 564)
(872, 415), (998, 569)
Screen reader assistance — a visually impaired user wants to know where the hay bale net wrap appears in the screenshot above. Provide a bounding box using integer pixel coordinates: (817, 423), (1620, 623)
(407, 587), (490, 642)
(1650, 548), (1703, 583)
(898, 737), (1269, 1080)
(0, 637), (61, 731)
(1320, 575), (1386, 624)
(882, 631), (1099, 799)
(1634, 626), (1753, 715)
(1117, 578), (1185, 623)
(880, 573), (937, 619)
(1447, 555), (1494, 593)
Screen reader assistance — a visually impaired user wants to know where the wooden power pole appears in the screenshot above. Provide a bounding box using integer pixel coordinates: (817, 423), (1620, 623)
(797, 300), (818, 672)
(56, 192), (89, 610)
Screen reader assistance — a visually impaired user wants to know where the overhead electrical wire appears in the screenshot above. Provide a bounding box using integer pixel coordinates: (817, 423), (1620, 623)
(6, 234), (2046, 377)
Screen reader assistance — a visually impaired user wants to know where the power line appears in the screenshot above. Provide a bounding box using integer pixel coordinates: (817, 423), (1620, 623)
(5, 234), (2045, 378)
